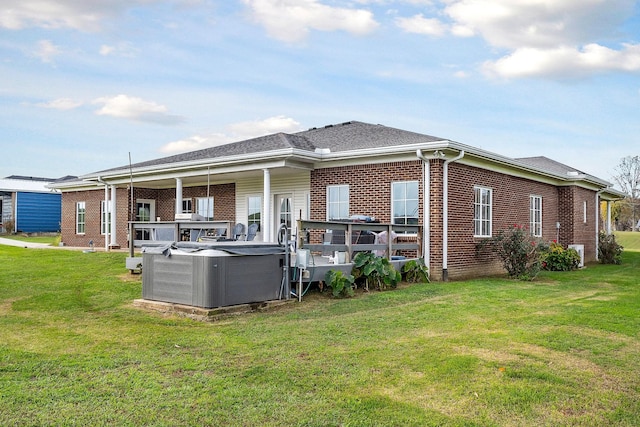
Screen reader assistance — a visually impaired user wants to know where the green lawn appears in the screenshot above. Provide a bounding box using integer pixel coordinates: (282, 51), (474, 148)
(0, 245), (639, 426)
(615, 231), (640, 252)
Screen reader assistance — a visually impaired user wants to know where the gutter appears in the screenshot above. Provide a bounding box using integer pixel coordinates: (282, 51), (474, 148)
(416, 148), (464, 281)
(96, 176), (109, 252)
(442, 150), (465, 281)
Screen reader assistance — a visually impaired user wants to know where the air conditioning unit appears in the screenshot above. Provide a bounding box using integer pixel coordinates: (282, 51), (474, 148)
(568, 244), (584, 268)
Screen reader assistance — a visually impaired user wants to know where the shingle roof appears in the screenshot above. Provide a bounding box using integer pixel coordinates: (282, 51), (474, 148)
(516, 156), (585, 177)
(298, 121), (444, 151)
(96, 121), (445, 174)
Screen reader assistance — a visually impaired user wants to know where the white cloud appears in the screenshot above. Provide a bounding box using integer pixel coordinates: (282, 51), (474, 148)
(444, 0), (635, 50)
(227, 115), (302, 138)
(99, 42), (138, 57)
(242, 0), (379, 42)
(0, 0), (196, 31)
(36, 98), (83, 110)
(0, 0), (120, 31)
(437, 0), (639, 79)
(395, 13), (446, 36)
(484, 43), (640, 79)
(93, 94), (185, 125)
(159, 116), (303, 154)
(33, 40), (60, 63)
(160, 134), (234, 154)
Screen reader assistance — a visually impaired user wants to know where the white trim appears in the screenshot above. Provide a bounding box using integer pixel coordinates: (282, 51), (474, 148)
(473, 186), (492, 238)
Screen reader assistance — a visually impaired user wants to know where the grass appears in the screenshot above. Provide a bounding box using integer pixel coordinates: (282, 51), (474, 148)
(0, 244), (639, 426)
(615, 231), (640, 252)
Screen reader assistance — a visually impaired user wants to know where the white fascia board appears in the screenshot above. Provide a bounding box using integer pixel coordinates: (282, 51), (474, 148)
(415, 140), (614, 189)
(81, 149), (315, 183)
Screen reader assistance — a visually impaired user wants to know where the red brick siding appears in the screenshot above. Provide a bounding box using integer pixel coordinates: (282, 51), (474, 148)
(60, 183), (236, 248)
(310, 161), (423, 222)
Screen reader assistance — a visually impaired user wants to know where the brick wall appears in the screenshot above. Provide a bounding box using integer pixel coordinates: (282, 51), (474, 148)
(60, 183), (236, 248)
(310, 161), (423, 222)
(310, 160), (599, 281)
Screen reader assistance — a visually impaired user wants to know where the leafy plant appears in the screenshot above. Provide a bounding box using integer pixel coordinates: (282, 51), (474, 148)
(541, 242), (581, 271)
(352, 252), (401, 291)
(599, 232), (623, 264)
(476, 225), (544, 280)
(401, 258), (430, 283)
(324, 269), (355, 298)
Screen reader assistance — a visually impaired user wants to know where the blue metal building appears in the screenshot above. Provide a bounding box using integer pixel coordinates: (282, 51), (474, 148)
(0, 176), (61, 233)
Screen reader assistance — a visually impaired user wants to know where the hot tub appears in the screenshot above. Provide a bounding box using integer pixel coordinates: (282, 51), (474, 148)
(141, 242), (286, 308)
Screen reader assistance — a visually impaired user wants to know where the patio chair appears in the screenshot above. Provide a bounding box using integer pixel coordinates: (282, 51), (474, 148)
(246, 223), (259, 241)
(232, 223), (246, 240)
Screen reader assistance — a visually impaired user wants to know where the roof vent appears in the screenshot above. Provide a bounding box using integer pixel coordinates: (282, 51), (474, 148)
(567, 171), (580, 177)
(315, 148), (331, 155)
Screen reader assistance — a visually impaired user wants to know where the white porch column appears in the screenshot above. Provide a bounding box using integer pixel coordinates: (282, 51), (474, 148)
(606, 201), (612, 234)
(110, 185), (117, 247)
(175, 178), (183, 217)
(263, 169), (271, 242)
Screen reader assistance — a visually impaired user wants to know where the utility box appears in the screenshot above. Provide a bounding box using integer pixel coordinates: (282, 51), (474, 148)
(568, 244), (584, 268)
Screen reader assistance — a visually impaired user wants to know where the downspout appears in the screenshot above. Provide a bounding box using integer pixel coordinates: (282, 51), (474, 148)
(97, 176), (109, 252)
(442, 151), (465, 281)
(595, 188), (606, 261)
(416, 150), (432, 273)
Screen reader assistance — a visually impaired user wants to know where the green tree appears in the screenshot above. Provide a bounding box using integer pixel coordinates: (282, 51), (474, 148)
(612, 156), (640, 231)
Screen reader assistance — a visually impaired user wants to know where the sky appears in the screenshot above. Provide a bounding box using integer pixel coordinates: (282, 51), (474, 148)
(1, 0), (639, 187)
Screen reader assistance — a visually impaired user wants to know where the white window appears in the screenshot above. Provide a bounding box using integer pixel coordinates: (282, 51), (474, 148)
(248, 195), (261, 231)
(76, 201), (86, 235)
(392, 181), (419, 225)
(327, 185), (349, 220)
(196, 197), (214, 220)
(583, 200), (587, 223)
(530, 195), (542, 237)
(182, 198), (192, 213)
(474, 186), (492, 237)
(135, 199), (155, 240)
(101, 200), (111, 235)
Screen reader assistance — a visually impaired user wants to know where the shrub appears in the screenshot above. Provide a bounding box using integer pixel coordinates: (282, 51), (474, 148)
(598, 232), (623, 264)
(352, 252), (401, 291)
(541, 242), (581, 271)
(402, 258), (430, 283)
(3, 219), (14, 234)
(477, 225), (544, 280)
(324, 270), (355, 298)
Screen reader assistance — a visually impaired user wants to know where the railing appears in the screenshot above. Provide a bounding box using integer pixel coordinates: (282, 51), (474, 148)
(296, 219), (422, 262)
(128, 220), (231, 257)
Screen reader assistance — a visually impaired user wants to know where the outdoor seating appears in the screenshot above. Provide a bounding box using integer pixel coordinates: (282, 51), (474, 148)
(246, 223), (259, 241)
(232, 223), (246, 240)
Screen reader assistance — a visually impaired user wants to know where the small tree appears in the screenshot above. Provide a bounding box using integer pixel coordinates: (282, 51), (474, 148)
(612, 156), (640, 231)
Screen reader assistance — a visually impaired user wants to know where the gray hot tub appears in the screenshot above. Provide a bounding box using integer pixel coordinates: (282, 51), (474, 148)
(142, 242), (286, 308)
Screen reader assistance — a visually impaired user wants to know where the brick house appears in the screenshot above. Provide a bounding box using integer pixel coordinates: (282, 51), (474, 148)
(50, 121), (623, 280)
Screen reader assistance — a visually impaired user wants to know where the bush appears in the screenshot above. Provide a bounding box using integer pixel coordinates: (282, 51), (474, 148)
(599, 232), (623, 264)
(352, 252), (401, 291)
(477, 225), (544, 280)
(325, 270), (355, 298)
(541, 242), (581, 271)
(402, 258), (430, 283)
(3, 219), (14, 234)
